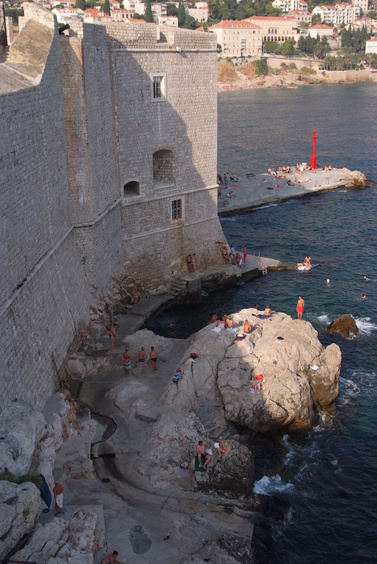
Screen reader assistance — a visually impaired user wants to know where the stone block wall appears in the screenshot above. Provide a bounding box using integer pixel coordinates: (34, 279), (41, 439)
(0, 12), (227, 411)
(0, 5), (90, 411)
(0, 230), (90, 413)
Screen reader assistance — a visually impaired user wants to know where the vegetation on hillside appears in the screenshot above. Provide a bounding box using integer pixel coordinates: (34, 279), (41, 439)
(217, 60), (239, 82)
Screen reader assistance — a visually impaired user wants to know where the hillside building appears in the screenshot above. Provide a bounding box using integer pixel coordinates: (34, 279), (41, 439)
(245, 15), (295, 43)
(312, 3), (360, 25)
(212, 20), (262, 58)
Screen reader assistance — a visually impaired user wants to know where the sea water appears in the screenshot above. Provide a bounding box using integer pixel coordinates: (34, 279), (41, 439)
(147, 84), (377, 563)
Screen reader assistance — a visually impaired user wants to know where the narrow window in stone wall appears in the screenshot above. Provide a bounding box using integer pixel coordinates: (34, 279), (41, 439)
(153, 76), (163, 98)
(171, 198), (183, 221)
(152, 74), (166, 101)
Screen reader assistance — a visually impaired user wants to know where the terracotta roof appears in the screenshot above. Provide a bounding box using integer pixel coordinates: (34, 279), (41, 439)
(245, 15), (295, 20)
(309, 23), (332, 28)
(214, 19), (261, 29)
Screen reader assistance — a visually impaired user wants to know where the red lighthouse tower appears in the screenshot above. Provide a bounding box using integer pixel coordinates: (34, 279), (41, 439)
(310, 129), (318, 170)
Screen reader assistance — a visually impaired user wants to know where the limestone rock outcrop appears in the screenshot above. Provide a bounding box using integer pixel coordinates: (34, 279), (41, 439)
(11, 509), (99, 564)
(0, 394), (99, 561)
(327, 314), (359, 339)
(0, 481), (41, 560)
(162, 308), (341, 432)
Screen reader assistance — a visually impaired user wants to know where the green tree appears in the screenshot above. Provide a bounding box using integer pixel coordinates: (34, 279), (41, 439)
(75, 0), (86, 9)
(133, 12), (145, 19)
(253, 58), (268, 75)
(184, 15), (197, 28)
(145, 0), (153, 21)
(263, 41), (280, 54)
(103, 0), (110, 14)
(178, 1), (185, 25)
(281, 39), (296, 56)
(167, 3), (178, 16)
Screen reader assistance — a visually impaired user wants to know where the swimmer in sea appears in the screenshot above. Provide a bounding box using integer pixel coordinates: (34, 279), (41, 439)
(362, 293), (367, 300)
(364, 276), (370, 281)
(326, 279), (331, 285)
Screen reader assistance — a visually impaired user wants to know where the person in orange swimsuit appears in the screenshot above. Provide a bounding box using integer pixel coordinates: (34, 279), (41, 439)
(297, 295), (305, 320)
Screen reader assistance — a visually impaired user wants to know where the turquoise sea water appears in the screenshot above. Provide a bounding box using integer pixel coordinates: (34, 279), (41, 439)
(148, 84), (377, 563)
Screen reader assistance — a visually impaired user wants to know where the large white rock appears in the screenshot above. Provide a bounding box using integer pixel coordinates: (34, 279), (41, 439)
(11, 508), (98, 563)
(0, 481), (41, 561)
(161, 308), (341, 432)
(0, 401), (46, 475)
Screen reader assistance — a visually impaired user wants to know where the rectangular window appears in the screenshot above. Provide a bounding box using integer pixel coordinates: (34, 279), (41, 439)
(151, 74), (166, 102)
(153, 76), (163, 98)
(171, 198), (183, 221)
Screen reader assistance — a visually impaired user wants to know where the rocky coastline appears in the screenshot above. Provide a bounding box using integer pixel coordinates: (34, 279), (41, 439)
(0, 305), (341, 563)
(217, 67), (377, 92)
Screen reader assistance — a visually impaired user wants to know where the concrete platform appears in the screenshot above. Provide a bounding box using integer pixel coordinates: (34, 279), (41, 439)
(218, 167), (359, 215)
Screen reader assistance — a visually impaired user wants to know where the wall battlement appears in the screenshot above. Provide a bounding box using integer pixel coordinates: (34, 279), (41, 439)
(0, 5), (225, 412)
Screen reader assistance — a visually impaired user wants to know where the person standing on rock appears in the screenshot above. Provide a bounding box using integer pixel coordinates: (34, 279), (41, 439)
(101, 550), (123, 564)
(134, 347), (147, 374)
(53, 481), (63, 516)
(121, 348), (132, 375)
(243, 245), (247, 264)
(192, 253), (197, 272)
(150, 346), (159, 372)
(297, 295), (305, 320)
(109, 322), (119, 351)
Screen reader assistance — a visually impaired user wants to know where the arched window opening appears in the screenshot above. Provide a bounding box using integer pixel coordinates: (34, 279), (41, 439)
(123, 180), (140, 197)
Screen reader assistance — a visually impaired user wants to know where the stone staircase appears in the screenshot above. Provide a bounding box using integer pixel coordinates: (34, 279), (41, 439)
(169, 276), (187, 296)
(0, 46), (10, 64)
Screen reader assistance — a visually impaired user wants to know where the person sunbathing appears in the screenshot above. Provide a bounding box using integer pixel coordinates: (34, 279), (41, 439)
(264, 305), (272, 317)
(216, 439), (228, 458)
(225, 316), (234, 328)
(243, 319), (253, 333)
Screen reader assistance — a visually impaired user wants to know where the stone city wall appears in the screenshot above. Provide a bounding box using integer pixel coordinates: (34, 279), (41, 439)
(0, 5), (90, 411)
(0, 9), (225, 412)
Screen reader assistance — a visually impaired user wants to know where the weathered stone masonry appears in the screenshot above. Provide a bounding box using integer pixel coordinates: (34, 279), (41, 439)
(0, 4), (226, 412)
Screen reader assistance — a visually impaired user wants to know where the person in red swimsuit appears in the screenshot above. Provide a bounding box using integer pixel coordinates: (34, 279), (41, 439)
(297, 295), (305, 320)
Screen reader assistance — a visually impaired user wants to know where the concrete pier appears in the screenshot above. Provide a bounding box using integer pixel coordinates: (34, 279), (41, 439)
(218, 167), (366, 215)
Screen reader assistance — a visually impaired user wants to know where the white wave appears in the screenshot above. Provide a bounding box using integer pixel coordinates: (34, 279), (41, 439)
(258, 203), (279, 210)
(354, 316), (377, 335)
(317, 314), (331, 325)
(254, 475), (294, 496)
(220, 216), (237, 222)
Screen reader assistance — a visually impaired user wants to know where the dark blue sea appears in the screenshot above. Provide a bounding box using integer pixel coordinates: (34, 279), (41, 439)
(148, 84), (377, 563)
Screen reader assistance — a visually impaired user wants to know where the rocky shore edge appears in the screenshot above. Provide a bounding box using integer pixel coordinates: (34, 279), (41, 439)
(0, 304), (341, 563)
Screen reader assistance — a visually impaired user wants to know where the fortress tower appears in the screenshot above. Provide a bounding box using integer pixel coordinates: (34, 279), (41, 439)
(0, 4), (225, 411)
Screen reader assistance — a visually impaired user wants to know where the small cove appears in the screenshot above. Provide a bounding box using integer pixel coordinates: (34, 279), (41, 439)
(147, 84), (377, 563)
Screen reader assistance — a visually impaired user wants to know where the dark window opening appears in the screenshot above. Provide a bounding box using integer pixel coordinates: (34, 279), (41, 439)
(123, 181), (140, 197)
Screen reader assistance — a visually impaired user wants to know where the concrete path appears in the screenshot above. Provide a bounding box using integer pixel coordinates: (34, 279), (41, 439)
(218, 167), (351, 215)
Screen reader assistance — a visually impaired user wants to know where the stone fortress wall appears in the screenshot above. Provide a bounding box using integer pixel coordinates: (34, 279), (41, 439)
(0, 4), (225, 412)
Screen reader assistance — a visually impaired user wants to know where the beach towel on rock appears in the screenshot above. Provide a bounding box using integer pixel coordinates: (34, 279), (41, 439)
(195, 455), (207, 472)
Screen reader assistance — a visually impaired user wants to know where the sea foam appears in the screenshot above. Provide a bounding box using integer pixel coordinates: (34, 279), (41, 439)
(254, 475), (294, 496)
(354, 317), (377, 335)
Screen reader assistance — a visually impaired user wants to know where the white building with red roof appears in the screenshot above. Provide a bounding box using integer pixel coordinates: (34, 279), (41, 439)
(272, 0), (308, 12)
(212, 20), (262, 58)
(287, 9), (312, 27)
(307, 23), (334, 37)
(245, 15), (295, 43)
(187, 2), (209, 23)
(312, 3), (360, 25)
(365, 36), (377, 54)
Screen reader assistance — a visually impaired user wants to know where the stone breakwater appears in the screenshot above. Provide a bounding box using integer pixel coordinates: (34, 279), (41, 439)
(218, 167), (367, 216)
(0, 307), (341, 562)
